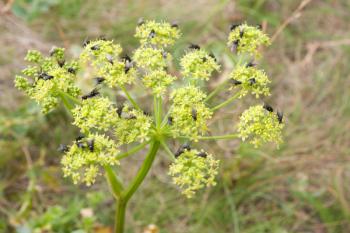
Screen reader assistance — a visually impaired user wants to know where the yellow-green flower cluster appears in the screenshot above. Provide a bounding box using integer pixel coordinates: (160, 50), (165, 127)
(230, 64), (270, 98)
(80, 39), (136, 88)
(169, 86), (212, 140)
(72, 97), (118, 133)
(168, 149), (219, 198)
(14, 49), (80, 113)
(135, 20), (181, 47)
(61, 134), (120, 186)
(237, 105), (284, 147)
(114, 105), (153, 145)
(133, 47), (171, 71)
(142, 70), (176, 96)
(227, 23), (270, 57)
(180, 49), (220, 80)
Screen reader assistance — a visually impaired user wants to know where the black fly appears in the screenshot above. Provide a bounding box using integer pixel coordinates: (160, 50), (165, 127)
(87, 139), (94, 152)
(90, 45), (100, 51)
(82, 88), (100, 100)
(149, 29), (156, 39)
(38, 72), (54, 81)
(95, 77), (105, 85)
(277, 111), (283, 124)
(246, 61), (257, 68)
(230, 23), (240, 31)
(197, 151), (207, 158)
(230, 40), (239, 53)
(83, 38), (91, 47)
(67, 67), (76, 74)
(231, 79), (242, 85)
(57, 60), (65, 67)
(167, 116), (173, 125)
(248, 78), (256, 85)
(57, 144), (69, 153)
(137, 18), (145, 26)
(174, 143), (191, 158)
(209, 53), (217, 62)
(116, 105), (123, 117)
(189, 44), (200, 50)
(263, 103), (274, 112)
(191, 108), (197, 121)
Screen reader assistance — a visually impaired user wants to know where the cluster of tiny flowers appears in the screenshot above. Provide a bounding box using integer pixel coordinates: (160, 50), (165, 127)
(135, 20), (181, 47)
(114, 105), (153, 145)
(169, 86), (212, 140)
(61, 134), (120, 186)
(237, 105), (284, 147)
(72, 97), (118, 133)
(180, 49), (220, 80)
(142, 70), (176, 96)
(133, 47), (171, 71)
(229, 64), (271, 98)
(14, 49), (80, 113)
(227, 23), (270, 57)
(168, 149), (219, 198)
(80, 39), (136, 88)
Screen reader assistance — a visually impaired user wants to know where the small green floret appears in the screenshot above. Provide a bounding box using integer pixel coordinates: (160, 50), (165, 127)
(25, 50), (43, 63)
(168, 149), (219, 198)
(142, 70), (176, 96)
(230, 64), (270, 98)
(180, 49), (220, 80)
(98, 61), (136, 88)
(135, 20), (181, 47)
(61, 134), (120, 186)
(72, 97), (118, 133)
(114, 105), (153, 145)
(169, 86), (212, 140)
(133, 47), (171, 71)
(237, 105), (284, 147)
(227, 23), (270, 57)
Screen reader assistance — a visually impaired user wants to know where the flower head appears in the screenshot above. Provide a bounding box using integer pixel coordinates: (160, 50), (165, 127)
(168, 149), (219, 198)
(237, 105), (284, 147)
(61, 134), (120, 186)
(114, 105), (153, 145)
(180, 49), (220, 80)
(169, 86), (212, 140)
(133, 46), (171, 71)
(142, 70), (176, 97)
(14, 49), (80, 113)
(227, 23), (270, 57)
(135, 20), (181, 47)
(230, 64), (270, 98)
(72, 97), (118, 133)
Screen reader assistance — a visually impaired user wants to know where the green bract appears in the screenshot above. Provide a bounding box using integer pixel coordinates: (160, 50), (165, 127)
(180, 49), (220, 80)
(135, 20), (181, 47)
(227, 23), (270, 57)
(238, 105), (284, 147)
(72, 97), (118, 133)
(169, 86), (212, 140)
(168, 149), (219, 198)
(230, 64), (271, 98)
(61, 134), (120, 186)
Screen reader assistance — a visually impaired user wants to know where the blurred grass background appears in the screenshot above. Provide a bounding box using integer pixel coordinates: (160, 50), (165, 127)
(1, 0), (350, 232)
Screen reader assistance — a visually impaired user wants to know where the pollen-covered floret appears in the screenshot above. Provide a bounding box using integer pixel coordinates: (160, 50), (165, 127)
(114, 105), (153, 145)
(168, 149), (219, 198)
(237, 105), (284, 147)
(142, 70), (176, 96)
(61, 134), (120, 186)
(80, 39), (122, 65)
(72, 97), (118, 133)
(169, 86), (212, 140)
(133, 47), (171, 71)
(230, 64), (270, 98)
(228, 23), (270, 57)
(135, 20), (181, 47)
(14, 49), (80, 113)
(97, 61), (137, 88)
(180, 49), (220, 80)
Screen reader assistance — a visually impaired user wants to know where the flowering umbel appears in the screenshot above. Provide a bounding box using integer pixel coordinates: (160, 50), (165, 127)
(15, 19), (284, 199)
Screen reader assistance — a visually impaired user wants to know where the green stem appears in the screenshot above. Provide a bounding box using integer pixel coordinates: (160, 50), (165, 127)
(210, 92), (240, 111)
(205, 79), (229, 102)
(115, 200), (127, 233)
(116, 141), (150, 160)
(105, 165), (124, 199)
(121, 86), (141, 110)
(198, 133), (239, 140)
(122, 141), (160, 202)
(160, 140), (175, 161)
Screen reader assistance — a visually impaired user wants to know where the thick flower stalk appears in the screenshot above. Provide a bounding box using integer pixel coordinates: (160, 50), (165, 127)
(15, 19), (284, 233)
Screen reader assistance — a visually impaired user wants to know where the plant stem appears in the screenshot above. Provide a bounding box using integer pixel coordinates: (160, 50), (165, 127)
(160, 140), (175, 161)
(210, 92), (240, 111)
(205, 79), (229, 102)
(114, 141), (160, 233)
(115, 200), (127, 233)
(121, 86), (141, 110)
(104, 165), (124, 199)
(115, 141), (150, 160)
(198, 133), (239, 140)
